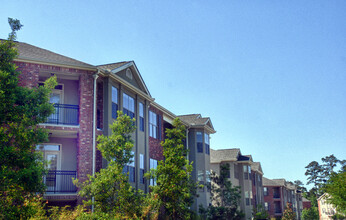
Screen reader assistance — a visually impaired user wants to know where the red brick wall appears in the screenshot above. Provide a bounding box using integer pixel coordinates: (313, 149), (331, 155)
(77, 73), (94, 184)
(15, 61), (96, 204)
(149, 106), (164, 161)
(251, 172), (257, 207)
(303, 201), (311, 210)
(15, 61), (40, 88)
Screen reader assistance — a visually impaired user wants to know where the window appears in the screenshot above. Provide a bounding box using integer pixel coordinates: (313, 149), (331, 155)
(196, 132), (203, 153)
(245, 191), (250, 206)
(206, 170), (211, 192)
(140, 154), (145, 184)
(149, 111), (157, 138)
(123, 151), (135, 182)
(244, 165), (249, 180)
(139, 103), (144, 132)
(123, 93), (135, 119)
(112, 87), (118, 119)
(204, 133), (210, 155)
(264, 187), (268, 196)
(150, 158), (158, 185)
(265, 202), (270, 211)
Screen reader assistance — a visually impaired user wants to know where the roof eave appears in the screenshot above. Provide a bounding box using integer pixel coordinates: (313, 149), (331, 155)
(14, 57), (97, 71)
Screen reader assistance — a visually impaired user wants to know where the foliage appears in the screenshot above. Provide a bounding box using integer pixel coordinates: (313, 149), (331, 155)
(324, 171), (346, 214)
(332, 213), (346, 220)
(253, 204), (269, 220)
(200, 163), (244, 220)
(282, 203), (296, 220)
(74, 111), (144, 219)
(0, 18), (57, 219)
(304, 154), (345, 207)
(146, 118), (196, 219)
(301, 207), (319, 220)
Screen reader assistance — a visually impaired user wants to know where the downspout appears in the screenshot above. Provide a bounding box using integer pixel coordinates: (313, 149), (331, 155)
(92, 71), (99, 212)
(92, 71), (99, 176)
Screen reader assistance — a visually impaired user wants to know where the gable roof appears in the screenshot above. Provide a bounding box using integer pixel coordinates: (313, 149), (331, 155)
(97, 61), (151, 98)
(178, 114), (215, 133)
(251, 162), (263, 174)
(11, 41), (96, 70)
(210, 148), (241, 163)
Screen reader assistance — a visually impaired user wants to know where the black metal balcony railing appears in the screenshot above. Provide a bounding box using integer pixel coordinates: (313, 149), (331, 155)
(45, 170), (77, 193)
(273, 193), (281, 199)
(46, 104), (79, 125)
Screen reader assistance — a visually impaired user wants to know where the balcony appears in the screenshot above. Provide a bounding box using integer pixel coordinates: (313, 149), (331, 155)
(45, 170), (77, 194)
(273, 193), (281, 199)
(46, 104), (79, 126)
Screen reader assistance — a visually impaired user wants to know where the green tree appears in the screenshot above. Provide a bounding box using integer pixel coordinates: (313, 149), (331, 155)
(74, 111), (144, 218)
(200, 163), (244, 220)
(324, 171), (346, 214)
(146, 118), (196, 219)
(0, 18), (57, 219)
(304, 154), (344, 208)
(301, 207), (319, 220)
(253, 204), (269, 220)
(282, 203), (296, 220)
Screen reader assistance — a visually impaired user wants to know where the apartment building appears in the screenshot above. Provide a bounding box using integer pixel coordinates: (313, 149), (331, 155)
(317, 193), (337, 220)
(263, 177), (302, 219)
(210, 149), (261, 220)
(14, 41), (215, 212)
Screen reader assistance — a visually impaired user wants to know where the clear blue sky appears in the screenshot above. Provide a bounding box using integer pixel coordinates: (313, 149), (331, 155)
(1, 1), (345, 187)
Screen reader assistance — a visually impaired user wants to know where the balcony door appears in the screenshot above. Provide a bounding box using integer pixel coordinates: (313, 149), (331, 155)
(48, 88), (64, 124)
(36, 144), (61, 192)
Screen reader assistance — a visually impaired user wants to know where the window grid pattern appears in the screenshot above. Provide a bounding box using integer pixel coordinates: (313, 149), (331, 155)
(123, 93), (135, 119)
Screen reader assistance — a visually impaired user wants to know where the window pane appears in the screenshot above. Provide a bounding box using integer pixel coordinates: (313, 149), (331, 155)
(196, 132), (203, 142)
(36, 144), (60, 151)
(139, 103), (144, 117)
(140, 154), (144, 169)
(129, 96), (134, 112)
(112, 87), (118, 103)
(123, 93), (128, 109)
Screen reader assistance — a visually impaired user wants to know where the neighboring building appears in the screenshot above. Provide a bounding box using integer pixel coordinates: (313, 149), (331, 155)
(302, 197), (311, 210)
(210, 149), (259, 220)
(14, 41), (215, 212)
(263, 177), (303, 220)
(251, 161), (265, 210)
(317, 193), (337, 220)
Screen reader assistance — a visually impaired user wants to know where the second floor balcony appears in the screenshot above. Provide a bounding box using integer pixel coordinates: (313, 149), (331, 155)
(45, 104), (79, 126)
(45, 170), (77, 194)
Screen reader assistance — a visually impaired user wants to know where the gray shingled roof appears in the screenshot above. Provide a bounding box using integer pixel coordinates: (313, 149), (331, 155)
(251, 162), (261, 172)
(263, 177), (286, 186)
(13, 41), (95, 69)
(97, 62), (131, 71)
(210, 148), (240, 163)
(178, 114), (202, 124)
